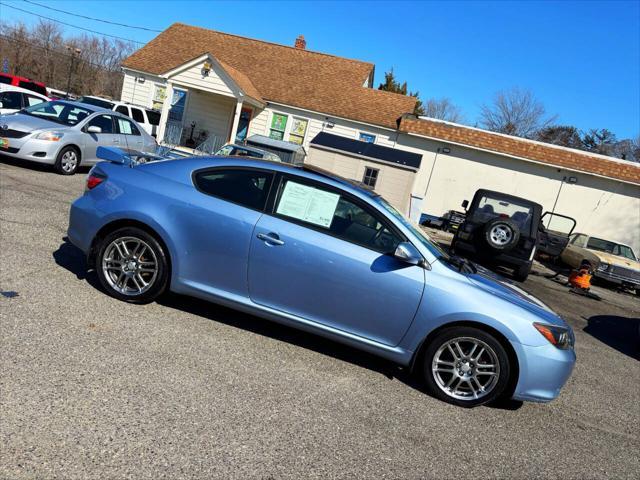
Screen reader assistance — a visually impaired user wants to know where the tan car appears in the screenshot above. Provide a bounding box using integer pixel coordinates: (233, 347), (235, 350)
(561, 233), (640, 294)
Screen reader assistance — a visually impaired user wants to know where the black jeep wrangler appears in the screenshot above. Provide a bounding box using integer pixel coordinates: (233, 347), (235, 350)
(451, 189), (575, 281)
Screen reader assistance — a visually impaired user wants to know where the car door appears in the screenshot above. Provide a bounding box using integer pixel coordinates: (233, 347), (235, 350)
(173, 167), (274, 298)
(0, 90), (23, 113)
(82, 114), (121, 162)
(130, 106), (151, 135)
(561, 234), (588, 267)
(115, 116), (144, 151)
(537, 212), (577, 258)
(247, 174), (425, 347)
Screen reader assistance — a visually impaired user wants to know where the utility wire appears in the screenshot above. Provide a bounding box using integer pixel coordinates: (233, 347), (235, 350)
(21, 0), (162, 33)
(0, 34), (122, 70)
(0, 2), (146, 45)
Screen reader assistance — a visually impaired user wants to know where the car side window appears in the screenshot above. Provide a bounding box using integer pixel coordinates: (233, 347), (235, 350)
(25, 94), (45, 107)
(194, 169), (273, 211)
(116, 117), (140, 136)
(0, 91), (23, 109)
(274, 177), (402, 253)
(572, 234), (587, 247)
(115, 105), (129, 116)
(131, 108), (145, 123)
(86, 114), (115, 134)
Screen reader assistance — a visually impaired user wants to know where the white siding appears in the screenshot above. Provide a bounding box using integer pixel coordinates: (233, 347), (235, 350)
(182, 90), (236, 142)
(397, 134), (640, 253)
(245, 103), (398, 150)
(120, 71), (166, 108)
(169, 62), (235, 97)
(306, 147), (417, 213)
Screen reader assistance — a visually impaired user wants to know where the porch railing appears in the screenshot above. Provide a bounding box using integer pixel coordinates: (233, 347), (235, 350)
(194, 135), (226, 156)
(162, 123), (184, 148)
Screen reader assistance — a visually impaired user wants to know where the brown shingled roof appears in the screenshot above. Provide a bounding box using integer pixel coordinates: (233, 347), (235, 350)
(122, 23), (415, 129)
(399, 116), (640, 185)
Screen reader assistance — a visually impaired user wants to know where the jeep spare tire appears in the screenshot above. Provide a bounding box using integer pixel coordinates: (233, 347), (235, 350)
(483, 218), (520, 251)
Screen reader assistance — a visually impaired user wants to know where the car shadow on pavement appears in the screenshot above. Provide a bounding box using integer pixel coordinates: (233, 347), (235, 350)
(53, 237), (101, 289)
(158, 292), (523, 411)
(0, 154), (91, 174)
(584, 315), (640, 361)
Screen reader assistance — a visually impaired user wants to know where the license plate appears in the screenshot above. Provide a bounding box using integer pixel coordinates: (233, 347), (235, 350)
(0, 138), (8, 149)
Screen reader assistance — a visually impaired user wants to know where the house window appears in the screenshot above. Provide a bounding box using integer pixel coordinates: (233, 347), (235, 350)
(288, 117), (308, 145)
(359, 133), (376, 143)
(152, 85), (167, 110)
(362, 167), (379, 188)
(269, 113), (288, 141)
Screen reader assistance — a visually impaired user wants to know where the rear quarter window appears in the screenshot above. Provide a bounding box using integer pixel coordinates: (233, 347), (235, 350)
(193, 169), (273, 211)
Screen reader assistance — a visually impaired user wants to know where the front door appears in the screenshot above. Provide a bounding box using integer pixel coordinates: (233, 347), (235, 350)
(83, 114), (121, 162)
(235, 108), (252, 143)
(165, 88), (188, 144)
(248, 175), (425, 347)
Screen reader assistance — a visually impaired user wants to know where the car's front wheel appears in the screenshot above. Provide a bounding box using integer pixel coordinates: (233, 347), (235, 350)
(54, 146), (80, 175)
(95, 227), (169, 304)
(422, 326), (511, 407)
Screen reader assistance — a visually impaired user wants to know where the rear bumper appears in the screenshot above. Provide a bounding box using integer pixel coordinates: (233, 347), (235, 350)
(454, 239), (531, 268)
(67, 195), (103, 256)
(511, 341), (576, 402)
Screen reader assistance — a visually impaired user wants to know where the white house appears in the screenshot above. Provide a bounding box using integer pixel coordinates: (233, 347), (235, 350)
(121, 23), (640, 252)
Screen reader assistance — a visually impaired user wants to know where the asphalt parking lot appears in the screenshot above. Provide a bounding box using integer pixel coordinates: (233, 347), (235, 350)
(1, 158), (639, 479)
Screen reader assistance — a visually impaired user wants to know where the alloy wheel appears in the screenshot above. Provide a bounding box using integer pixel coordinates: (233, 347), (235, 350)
(61, 150), (78, 173)
(432, 336), (500, 401)
(101, 236), (158, 296)
(489, 224), (512, 246)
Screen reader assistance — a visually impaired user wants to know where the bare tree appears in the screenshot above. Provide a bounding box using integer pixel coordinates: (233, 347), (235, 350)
(421, 97), (464, 123)
(479, 87), (556, 138)
(0, 20), (134, 98)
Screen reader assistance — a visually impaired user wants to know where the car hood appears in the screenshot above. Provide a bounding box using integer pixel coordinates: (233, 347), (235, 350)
(588, 250), (640, 270)
(466, 266), (567, 328)
(0, 113), (69, 132)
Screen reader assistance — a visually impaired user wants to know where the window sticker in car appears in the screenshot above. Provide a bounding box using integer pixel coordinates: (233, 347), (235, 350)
(276, 181), (340, 228)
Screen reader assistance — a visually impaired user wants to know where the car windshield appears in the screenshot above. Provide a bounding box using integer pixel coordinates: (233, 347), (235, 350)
(77, 96), (115, 109)
(376, 197), (450, 260)
(22, 101), (93, 126)
(587, 237), (637, 261)
(474, 195), (534, 234)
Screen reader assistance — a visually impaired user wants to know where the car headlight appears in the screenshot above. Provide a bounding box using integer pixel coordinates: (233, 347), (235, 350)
(597, 262), (609, 272)
(35, 131), (65, 141)
(533, 322), (573, 349)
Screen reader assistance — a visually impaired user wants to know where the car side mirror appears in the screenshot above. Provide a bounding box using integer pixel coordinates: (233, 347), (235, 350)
(87, 125), (102, 133)
(393, 242), (423, 266)
(461, 199), (469, 210)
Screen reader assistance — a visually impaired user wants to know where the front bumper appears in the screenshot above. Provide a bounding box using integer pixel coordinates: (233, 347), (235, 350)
(594, 269), (640, 288)
(0, 137), (62, 164)
(511, 341), (576, 402)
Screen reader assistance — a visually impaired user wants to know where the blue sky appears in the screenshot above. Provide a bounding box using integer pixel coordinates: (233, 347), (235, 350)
(2, 0), (639, 138)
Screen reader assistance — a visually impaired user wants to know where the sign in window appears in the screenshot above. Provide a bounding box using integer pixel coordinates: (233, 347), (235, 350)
(276, 181), (340, 228)
(269, 113), (288, 141)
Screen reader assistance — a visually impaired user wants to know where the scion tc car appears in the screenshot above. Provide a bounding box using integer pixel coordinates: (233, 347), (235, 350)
(67, 148), (576, 407)
(0, 100), (156, 175)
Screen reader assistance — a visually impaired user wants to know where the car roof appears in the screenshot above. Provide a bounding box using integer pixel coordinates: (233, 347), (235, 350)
(0, 84), (49, 98)
(576, 233), (633, 248)
(58, 99), (114, 113)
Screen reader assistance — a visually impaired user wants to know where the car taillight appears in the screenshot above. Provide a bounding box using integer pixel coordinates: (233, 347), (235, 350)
(86, 172), (106, 191)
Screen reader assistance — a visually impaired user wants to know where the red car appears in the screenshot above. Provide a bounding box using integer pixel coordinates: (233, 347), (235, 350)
(0, 73), (47, 96)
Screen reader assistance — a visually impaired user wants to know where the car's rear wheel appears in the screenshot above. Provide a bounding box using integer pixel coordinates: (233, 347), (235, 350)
(513, 262), (532, 282)
(54, 146), (80, 175)
(422, 326), (511, 407)
(95, 227), (169, 304)
(483, 218), (520, 251)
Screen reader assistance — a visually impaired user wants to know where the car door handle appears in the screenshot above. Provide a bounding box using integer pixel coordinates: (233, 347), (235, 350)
(113, 139), (120, 144)
(257, 232), (284, 246)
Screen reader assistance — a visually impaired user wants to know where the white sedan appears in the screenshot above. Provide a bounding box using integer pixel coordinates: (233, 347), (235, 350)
(0, 84), (50, 114)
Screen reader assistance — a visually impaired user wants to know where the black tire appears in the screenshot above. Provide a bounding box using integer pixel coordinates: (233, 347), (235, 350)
(54, 146), (81, 175)
(483, 218), (520, 251)
(513, 262), (532, 282)
(95, 227), (169, 304)
(422, 326), (511, 407)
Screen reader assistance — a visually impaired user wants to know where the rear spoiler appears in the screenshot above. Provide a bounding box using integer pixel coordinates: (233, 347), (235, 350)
(96, 146), (175, 167)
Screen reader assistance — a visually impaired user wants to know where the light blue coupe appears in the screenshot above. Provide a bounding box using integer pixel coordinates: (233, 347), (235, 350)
(67, 148), (576, 407)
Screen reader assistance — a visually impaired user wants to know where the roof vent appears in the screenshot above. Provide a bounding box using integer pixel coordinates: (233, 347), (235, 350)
(294, 35), (306, 50)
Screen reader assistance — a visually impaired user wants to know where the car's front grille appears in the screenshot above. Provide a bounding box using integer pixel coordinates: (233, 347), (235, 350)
(0, 128), (29, 138)
(609, 265), (640, 282)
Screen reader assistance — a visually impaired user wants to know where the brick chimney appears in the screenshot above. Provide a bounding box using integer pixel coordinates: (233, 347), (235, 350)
(294, 35), (306, 50)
